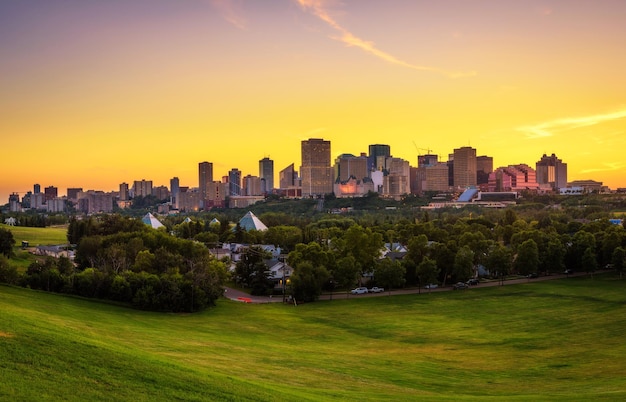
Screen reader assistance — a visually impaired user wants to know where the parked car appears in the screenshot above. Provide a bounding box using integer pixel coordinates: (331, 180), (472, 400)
(466, 278), (479, 286)
(424, 284), (438, 289)
(369, 287), (385, 293)
(350, 287), (369, 294)
(527, 272), (538, 278)
(453, 282), (468, 290)
(564, 269), (573, 275)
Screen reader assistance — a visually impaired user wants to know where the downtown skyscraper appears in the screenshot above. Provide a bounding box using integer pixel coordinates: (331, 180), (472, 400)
(259, 157), (274, 195)
(301, 138), (333, 197)
(198, 161), (213, 206)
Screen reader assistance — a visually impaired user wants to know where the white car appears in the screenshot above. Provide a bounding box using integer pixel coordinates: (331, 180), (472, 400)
(369, 287), (385, 293)
(350, 287), (369, 294)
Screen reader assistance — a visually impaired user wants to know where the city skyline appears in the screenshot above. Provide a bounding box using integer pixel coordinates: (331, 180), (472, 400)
(2, 0), (626, 201)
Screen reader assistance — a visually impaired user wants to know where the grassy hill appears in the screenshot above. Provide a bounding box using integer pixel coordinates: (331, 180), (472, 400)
(2, 275), (626, 401)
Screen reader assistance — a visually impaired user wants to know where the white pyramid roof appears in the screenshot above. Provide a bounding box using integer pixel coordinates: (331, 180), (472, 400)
(237, 211), (268, 232)
(142, 212), (164, 229)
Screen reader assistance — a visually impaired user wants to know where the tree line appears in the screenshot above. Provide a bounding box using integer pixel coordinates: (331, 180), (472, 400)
(1, 216), (228, 312)
(2, 202), (626, 309)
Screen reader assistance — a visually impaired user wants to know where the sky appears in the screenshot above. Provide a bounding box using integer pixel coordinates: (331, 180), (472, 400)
(1, 0), (626, 201)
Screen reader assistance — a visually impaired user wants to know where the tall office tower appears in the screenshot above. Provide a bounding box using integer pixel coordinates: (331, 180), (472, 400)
(34, 184), (41, 194)
(132, 180), (153, 197)
(228, 168), (242, 196)
(279, 163), (298, 189)
(334, 153), (369, 182)
(119, 183), (129, 201)
(418, 154), (438, 167)
(382, 157), (411, 196)
(301, 138), (333, 197)
(536, 153), (567, 191)
(243, 175), (262, 196)
(44, 186), (58, 201)
(198, 161), (213, 203)
(259, 157), (274, 194)
(453, 146), (477, 188)
(8, 193), (20, 213)
(154, 186), (169, 201)
(66, 188), (83, 201)
(476, 155), (494, 185)
(368, 144), (391, 172)
(170, 177), (180, 207)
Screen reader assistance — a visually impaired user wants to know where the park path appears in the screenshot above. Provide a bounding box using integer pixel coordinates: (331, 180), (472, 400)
(224, 270), (593, 304)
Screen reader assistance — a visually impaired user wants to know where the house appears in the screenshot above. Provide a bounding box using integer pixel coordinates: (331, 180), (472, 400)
(266, 257), (292, 291)
(34, 245), (74, 260)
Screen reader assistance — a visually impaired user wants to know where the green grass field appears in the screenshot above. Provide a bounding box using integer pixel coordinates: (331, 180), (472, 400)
(1, 224), (68, 270)
(2, 275), (626, 401)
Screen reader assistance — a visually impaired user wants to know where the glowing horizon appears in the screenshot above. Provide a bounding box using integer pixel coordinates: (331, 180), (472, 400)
(1, 0), (626, 201)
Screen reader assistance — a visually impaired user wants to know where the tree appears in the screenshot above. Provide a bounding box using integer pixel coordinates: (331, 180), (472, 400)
(485, 244), (512, 285)
(514, 239), (539, 276)
(582, 247), (598, 277)
(612, 247), (625, 278)
(288, 242), (335, 274)
(0, 228), (16, 258)
(566, 231), (596, 272)
(333, 255), (360, 298)
(416, 257), (439, 292)
(429, 241), (456, 287)
(290, 260), (330, 303)
(133, 250), (155, 273)
(403, 234), (428, 286)
(453, 246), (474, 282)
(374, 258), (406, 295)
(263, 226), (303, 252)
(234, 246), (273, 295)
(542, 238), (565, 275)
(0, 255), (18, 284)
(335, 225), (383, 284)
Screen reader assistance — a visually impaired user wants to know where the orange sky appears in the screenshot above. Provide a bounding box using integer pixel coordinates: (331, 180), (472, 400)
(1, 0), (626, 201)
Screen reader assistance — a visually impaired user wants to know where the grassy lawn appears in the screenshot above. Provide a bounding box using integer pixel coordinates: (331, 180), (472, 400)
(1, 224), (68, 271)
(2, 274), (626, 401)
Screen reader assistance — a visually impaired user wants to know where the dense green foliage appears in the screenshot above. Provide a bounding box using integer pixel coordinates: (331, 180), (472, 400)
(3, 194), (626, 308)
(8, 216), (228, 312)
(2, 275), (626, 400)
(0, 227), (16, 257)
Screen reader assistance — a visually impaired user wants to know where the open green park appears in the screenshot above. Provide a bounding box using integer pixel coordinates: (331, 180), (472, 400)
(0, 223), (69, 270)
(2, 273), (626, 401)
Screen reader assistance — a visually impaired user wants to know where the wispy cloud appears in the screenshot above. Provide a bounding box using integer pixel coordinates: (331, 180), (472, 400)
(304, 127), (327, 136)
(517, 109), (626, 139)
(211, 0), (247, 30)
(295, 0), (475, 78)
(579, 162), (626, 174)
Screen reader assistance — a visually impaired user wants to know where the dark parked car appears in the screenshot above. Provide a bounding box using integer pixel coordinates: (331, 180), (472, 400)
(453, 282), (468, 290)
(466, 278), (479, 286)
(527, 272), (538, 278)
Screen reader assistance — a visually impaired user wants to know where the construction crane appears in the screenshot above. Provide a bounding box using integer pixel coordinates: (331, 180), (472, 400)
(412, 141), (433, 155)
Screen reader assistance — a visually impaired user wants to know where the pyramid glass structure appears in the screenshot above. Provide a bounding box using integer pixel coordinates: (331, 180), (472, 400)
(142, 212), (164, 229)
(237, 211), (268, 232)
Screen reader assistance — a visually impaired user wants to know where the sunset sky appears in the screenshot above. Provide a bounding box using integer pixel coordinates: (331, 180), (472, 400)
(2, 0), (626, 201)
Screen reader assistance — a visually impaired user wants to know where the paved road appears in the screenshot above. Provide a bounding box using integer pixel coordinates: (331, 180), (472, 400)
(224, 287), (283, 303)
(225, 270), (593, 304)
